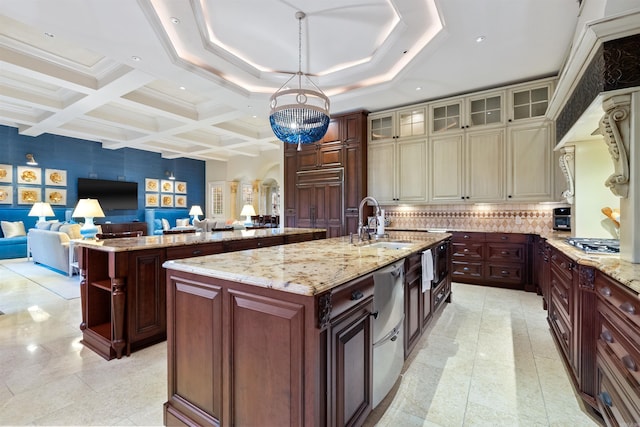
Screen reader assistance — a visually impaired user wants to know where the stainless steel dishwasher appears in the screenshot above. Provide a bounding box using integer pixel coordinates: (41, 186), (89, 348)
(372, 259), (405, 408)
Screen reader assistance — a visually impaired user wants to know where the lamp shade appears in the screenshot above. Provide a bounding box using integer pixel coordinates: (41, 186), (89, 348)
(72, 198), (105, 239)
(189, 205), (203, 217)
(240, 204), (256, 226)
(28, 202), (55, 223)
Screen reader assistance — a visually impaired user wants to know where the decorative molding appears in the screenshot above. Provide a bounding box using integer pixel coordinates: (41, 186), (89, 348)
(603, 34), (640, 91)
(559, 146), (575, 204)
(579, 266), (595, 291)
(598, 95), (631, 198)
(318, 293), (332, 329)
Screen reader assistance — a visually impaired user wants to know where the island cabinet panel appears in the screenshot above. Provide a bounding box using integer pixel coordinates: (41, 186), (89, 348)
(595, 270), (640, 424)
(127, 248), (166, 351)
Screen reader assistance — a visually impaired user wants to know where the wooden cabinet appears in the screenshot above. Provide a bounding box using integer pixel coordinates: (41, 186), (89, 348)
(99, 221), (147, 236)
(284, 111), (367, 236)
(595, 270), (640, 425)
(368, 137), (427, 204)
(164, 262), (377, 427)
(533, 235), (551, 310)
(430, 128), (504, 202)
(78, 231), (322, 360)
(506, 121), (554, 201)
(451, 232), (529, 290)
(548, 247), (576, 371)
(404, 239), (451, 357)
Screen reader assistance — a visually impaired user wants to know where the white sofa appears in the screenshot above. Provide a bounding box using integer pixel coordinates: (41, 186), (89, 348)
(27, 224), (82, 275)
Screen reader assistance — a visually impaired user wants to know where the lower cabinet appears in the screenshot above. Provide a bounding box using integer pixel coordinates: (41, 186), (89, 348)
(164, 267), (376, 426)
(451, 231), (530, 290)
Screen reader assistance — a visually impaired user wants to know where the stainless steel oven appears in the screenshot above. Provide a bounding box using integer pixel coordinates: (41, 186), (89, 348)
(553, 207), (571, 231)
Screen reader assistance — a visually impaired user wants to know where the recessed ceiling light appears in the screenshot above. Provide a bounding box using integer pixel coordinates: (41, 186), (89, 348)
(170, 17), (180, 24)
(416, 86), (422, 91)
(131, 56), (141, 62)
(476, 36), (486, 43)
(44, 32), (54, 38)
(179, 86), (186, 90)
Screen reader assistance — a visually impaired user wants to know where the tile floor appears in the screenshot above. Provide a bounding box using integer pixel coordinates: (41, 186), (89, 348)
(0, 261), (602, 426)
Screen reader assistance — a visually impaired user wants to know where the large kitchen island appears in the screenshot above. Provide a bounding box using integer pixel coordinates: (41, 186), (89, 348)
(76, 227), (326, 361)
(161, 231), (451, 427)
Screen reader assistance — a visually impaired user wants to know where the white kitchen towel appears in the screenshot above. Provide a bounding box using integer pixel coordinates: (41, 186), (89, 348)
(422, 249), (434, 292)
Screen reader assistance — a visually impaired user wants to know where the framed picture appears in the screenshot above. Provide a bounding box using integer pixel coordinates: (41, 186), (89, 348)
(161, 179), (174, 193)
(17, 166), (42, 185)
(145, 178), (159, 192)
(45, 188), (67, 205)
(0, 164), (12, 183)
(45, 169), (67, 186)
(161, 194), (174, 207)
(145, 193), (159, 207)
(175, 181), (187, 194)
(175, 195), (187, 208)
(18, 187), (41, 204)
(0, 186), (12, 204)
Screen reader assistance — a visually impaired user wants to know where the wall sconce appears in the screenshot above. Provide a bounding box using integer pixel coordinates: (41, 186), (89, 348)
(26, 153), (38, 166)
(165, 171), (176, 180)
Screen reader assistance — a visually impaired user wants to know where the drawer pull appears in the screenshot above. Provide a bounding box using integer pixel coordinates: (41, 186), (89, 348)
(464, 248), (469, 252)
(622, 355), (637, 371)
(501, 270), (509, 276)
(351, 290), (364, 300)
(600, 330), (614, 343)
(463, 235), (470, 239)
(500, 251), (510, 255)
(369, 311), (379, 319)
(599, 287), (612, 297)
(500, 236), (508, 240)
(192, 250), (202, 255)
(619, 301), (636, 315)
(463, 267), (470, 271)
(599, 392), (612, 407)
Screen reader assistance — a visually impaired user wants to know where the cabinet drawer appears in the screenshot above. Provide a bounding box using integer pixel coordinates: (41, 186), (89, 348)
(596, 273), (640, 333)
(549, 301), (572, 360)
(486, 263), (524, 284)
(451, 261), (483, 279)
(223, 236), (284, 251)
(452, 231), (485, 242)
(597, 351), (640, 425)
(166, 243), (224, 260)
(405, 252), (422, 275)
(328, 275), (375, 321)
(486, 243), (525, 262)
(452, 243), (483, 259)
(485, 233), (528, 243)
(550, 269), (571, 316)
(550, 250), (574, 282)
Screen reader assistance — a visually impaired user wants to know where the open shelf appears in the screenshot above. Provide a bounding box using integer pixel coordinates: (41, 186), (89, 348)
(91, 279), (111, 291)
(90, 322), (112, 341)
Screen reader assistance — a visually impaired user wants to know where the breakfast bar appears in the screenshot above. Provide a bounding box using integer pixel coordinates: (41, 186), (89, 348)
(75, 227), (326, 360)
(161, 231), (451, 427)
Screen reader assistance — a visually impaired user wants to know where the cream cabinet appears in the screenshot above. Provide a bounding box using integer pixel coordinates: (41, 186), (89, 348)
(430, 128), (504, 203)
(506, 121), (553, 201)
(507, 80), (553, 123)
(430, 90), (505, 134)
(369, 106), (427, 142)
(369, 138), (427, 204)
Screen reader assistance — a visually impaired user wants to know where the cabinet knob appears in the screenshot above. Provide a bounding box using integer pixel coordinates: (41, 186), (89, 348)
(192, 250), (202, 255)
(599, 392), (612, 407)
(622, 355), (637, 371)
(508, 195), (512, 198)
(351, 290), (364, 300)
(599, 286), (611, 297)
(600, 330), (614, 343)
(463, 267), (470, 271)
(501, 270), (509, 276)
(619, 301), (636, 315)
(500, 251), (510, 255)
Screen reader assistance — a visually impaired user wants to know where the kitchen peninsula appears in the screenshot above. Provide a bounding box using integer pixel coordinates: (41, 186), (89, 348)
(76, 228), (326, 360)
(161, 231), (451, 427)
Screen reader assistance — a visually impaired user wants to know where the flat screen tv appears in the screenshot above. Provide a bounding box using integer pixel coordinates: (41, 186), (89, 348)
(77, 178), (138, 210)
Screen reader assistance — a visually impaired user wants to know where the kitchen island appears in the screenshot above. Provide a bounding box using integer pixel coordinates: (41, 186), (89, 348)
(75, 227), (326, 360)
(162, 231), (451, 427)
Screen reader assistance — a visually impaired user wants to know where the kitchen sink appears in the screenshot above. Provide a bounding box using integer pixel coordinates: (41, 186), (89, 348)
(367, 241), (413, 250)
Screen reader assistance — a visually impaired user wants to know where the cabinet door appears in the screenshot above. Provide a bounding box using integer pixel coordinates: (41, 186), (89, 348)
(397, 107), (427, 138)
(397, 138), (428, 202)
(284, 152), (297, 227)
(316, 182), (344, 238)
(368, 141), (396, 203)
(329, 297), (374, 427)
(430, 99), (463, 134)
(507, 122), (552, 201)
(369, 113), (394, 142)
(430, 133), (465, 202)
(467, 91), (505, 128)
(466, 129), (504, 202)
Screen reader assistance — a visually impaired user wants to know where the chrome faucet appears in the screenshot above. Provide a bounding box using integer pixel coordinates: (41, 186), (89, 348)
(357, 196), (381, 242)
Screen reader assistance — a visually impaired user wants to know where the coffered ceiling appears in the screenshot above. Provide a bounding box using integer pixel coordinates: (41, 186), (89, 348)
(0, 0), (579, 162)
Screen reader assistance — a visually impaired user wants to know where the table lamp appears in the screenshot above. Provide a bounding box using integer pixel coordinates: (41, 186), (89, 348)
(72, 198), (105, 239)
(189, 205), (203, 224)
(240, 204), (256, 226)
(28, 202), (55, 224)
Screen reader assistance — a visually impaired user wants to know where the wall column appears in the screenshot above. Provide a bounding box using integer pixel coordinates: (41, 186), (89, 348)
(620, 90), (640, 262)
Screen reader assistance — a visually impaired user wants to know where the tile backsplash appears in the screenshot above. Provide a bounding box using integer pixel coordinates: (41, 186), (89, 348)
(384, 203), (568, 235)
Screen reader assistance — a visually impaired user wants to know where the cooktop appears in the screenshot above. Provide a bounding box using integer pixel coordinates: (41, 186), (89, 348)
(565, 237), (620, 254)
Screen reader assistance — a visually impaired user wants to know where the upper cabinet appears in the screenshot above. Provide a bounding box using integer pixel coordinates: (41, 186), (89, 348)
(369, 106), (427, 142)
(430, 90), (505, 134)
(507, 81), (553, 123)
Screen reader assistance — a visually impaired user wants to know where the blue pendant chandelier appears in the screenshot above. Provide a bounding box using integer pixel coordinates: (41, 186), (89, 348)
(269, 11), (330, 150)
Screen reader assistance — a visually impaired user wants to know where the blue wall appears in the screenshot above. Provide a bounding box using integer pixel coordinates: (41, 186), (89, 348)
(0, 125), (205, 223)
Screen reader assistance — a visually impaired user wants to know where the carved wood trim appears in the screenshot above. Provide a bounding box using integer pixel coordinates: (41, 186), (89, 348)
(559, 146), (575, 205)
(598, 95), (631, 198)
(318, 293), (332, 329)
(578, 266), (596, 292)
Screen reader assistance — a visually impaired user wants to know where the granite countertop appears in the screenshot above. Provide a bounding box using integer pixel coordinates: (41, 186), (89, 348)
(545, 237), (640, 295)
(163, 232), (451, 296)
(73, 228), (325, 252)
